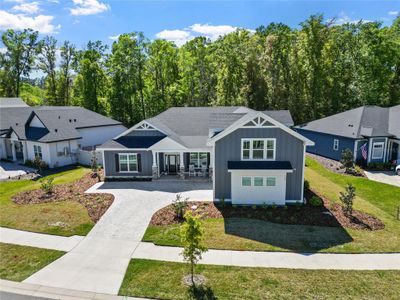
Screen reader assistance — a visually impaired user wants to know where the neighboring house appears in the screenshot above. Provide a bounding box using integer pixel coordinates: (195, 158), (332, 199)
(0, 97), (30, 108)
(295, 105), (400, 165)
(0, 98), (126, 168)
(99, 106), (314, 205)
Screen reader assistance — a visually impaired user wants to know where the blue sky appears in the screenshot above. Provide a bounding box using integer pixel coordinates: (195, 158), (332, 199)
(0, 0), (399, 48)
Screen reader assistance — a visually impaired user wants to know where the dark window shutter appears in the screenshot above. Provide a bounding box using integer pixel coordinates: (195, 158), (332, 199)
(137, 154), (142, 172)
(115, 154), (119, 172)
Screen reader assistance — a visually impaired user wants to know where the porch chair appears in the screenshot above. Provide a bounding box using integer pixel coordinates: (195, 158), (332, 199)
(189, 164), (196, 177)
(200, 164), (208, 177)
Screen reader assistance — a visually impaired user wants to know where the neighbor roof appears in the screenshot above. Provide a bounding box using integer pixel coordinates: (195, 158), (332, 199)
(0, 97), (29, 108)
(0, 106), (123, 143)
(296, 105), (399, 139)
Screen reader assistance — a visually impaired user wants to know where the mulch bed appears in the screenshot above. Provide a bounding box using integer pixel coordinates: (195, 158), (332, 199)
(307, 153), (365, 177)
(150, 190), (384, 231)
(12, 171), (113, 223)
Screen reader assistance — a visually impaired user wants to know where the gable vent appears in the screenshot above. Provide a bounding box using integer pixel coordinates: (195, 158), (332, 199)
(55, 129), (58, 132)
(16, 123), (18, 126)
(74, 119), (77, 122)
(58, 116), (61, 119)
(69, 119), (72, 122)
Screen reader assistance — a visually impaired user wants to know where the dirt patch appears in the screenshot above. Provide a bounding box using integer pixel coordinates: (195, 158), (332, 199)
(150, 191), (384, 231)
(12, 171), (113, 223)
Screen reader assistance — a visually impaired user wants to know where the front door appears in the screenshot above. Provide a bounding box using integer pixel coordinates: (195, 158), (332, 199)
(167, 155), (178, 174)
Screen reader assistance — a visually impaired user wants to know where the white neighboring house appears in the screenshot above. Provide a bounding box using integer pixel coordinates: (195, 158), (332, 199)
(0, 98), (126, 168)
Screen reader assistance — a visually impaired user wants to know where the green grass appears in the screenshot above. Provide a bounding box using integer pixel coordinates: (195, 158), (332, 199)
(119, 259), (400, 300)
(0, 243), (65, 282)
(143, 157), (400, 253)
(0, 166), (94, 236)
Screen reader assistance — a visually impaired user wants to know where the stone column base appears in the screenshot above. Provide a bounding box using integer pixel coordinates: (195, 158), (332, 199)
(152, 166), (159, 179)
(179, 166), (185, 179)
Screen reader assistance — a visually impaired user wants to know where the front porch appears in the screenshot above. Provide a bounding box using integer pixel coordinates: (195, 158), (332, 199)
(151, 151), (213, 180)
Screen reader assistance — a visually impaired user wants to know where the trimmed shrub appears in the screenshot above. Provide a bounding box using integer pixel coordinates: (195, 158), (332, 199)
(40, 177), (54, 194)
(172, 194), (188, 220)
(309, 196), (323, 207)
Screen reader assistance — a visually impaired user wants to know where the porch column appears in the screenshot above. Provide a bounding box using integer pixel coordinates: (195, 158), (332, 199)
(179, 151), (185, 179)
(152, 151), (158, 179)
(11, 141), (17, 161)
(208, 151), (213, 179)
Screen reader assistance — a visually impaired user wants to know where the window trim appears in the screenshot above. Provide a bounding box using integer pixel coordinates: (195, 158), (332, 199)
(371, 142), (384, 159)
(241, 138), (276, 161)
(118, 153), (138, 173)
(266, 176), (276, 187)
(333, 139), (339, 151)
(33, 145), (42, 159)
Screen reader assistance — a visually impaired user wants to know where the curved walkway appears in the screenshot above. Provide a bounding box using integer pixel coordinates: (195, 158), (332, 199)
(1, 181), (399, 295)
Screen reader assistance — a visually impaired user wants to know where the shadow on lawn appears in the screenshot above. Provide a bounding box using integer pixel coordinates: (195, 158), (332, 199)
(187, 285), (216, 300)
(222, 217), (353, 252)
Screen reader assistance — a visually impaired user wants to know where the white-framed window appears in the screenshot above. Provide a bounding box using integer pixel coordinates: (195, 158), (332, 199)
(266, 177), (276, 186)
(241, 176), (252, 186)
(371, 142), (384, 159)
(254, 177), (264, 186)
(241, 138), (276, 160)
(119, 153), (138, 172)
(333, 139), (339, 151)
(189, 152), (208, 168)
(33, 145), (42, 159)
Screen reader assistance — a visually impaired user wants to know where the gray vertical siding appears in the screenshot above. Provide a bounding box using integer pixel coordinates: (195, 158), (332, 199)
(104, 150), (153, 177)
(214, 127), (305, 201)
(295, 129), (355, 161)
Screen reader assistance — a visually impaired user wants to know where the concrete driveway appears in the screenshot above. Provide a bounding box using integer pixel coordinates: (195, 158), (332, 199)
(364, 170), (400, 187)
(24, 180), (212, 294)
(0, 161), (36, 180)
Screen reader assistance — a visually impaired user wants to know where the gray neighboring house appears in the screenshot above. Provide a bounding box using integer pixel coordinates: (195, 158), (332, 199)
(99, 106), (314, 205)
(295, 105), (400, 164)
(0, 98), (126, 168)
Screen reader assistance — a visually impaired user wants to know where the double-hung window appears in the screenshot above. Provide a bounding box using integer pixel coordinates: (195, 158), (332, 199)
(189, 152), (208, 168)
(119, 154), (138, 172)
(241, 139), (275, 160)
(33, 145), (42, 159)
(333, 139), (339, 151)
(371, 142), (384, 159)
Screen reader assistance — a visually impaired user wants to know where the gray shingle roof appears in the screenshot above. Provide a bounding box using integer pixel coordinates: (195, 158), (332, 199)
(0, 97), (29, 108)
(1, 106), (123, 142)
(295, 105), (399, 139)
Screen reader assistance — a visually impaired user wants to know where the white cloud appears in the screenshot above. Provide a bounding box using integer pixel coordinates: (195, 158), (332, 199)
(0, 47), (7, 54)
(108, 34), (120, 41)
(388, 11), (399, 16)
(12, 2), (40, 14)
(70, 0), (110, 16)
(189, 24), (237, 41)
(155, 29), (193, 47)
(330, 12), (371, 25)
(0, 10), (61, 33)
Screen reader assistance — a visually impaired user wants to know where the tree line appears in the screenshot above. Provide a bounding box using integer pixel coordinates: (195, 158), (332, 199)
(1, 15), (399, 126)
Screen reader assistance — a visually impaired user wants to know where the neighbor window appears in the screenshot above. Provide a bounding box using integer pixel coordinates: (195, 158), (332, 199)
(241, 139), (276, 160)
(33, 145), (42, 159)
(333, 139), (339, 151)
(372, 142), (384, 159)
(241, 177), (251, 186)
(119, 153), (138, 172)
(266, 177), (276, 186)
(189, 152), (208, 168)
(254, 177), (264, 186)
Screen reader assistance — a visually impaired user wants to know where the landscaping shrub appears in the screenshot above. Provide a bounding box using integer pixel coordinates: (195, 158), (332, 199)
(340, 148), (355, 172)
(172, 194), (188, 220)
(304, 180), (310, 191)
(32, 157), (48, 173)
(24, 159), (33, 167)
(309, 196), (323, 207)
(340, 184), (356, 217)
(366, 162), (392, 171)
(40, 178), (54, 194)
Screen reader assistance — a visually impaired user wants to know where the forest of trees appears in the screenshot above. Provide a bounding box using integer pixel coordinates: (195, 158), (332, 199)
(0, 15), (399, 126)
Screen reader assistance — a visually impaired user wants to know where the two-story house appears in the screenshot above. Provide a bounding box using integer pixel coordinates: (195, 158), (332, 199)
(98, 107), (314, 205)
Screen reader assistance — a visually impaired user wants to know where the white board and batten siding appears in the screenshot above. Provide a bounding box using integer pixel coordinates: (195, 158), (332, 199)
(77, 149), (103, 166)
(76, 125), (126, 148)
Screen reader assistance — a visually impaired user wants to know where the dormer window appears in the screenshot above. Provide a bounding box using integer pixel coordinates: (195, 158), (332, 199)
(241, 138), (276, 160)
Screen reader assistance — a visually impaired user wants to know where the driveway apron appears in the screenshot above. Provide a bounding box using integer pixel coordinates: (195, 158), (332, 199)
(24, 181), (212, 295)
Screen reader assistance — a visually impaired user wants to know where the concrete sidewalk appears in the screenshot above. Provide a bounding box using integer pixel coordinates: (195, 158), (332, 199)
(0, 279), (145, 300)
(133, 242), (400, 270)
(0, 227), (84, 252)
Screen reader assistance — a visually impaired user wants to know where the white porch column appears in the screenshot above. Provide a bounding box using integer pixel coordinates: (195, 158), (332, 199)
(179, 151), (185, 179)
(152, 151), (158, 179)
(11, 141), (17, 161)
(22, 141), (28, 163)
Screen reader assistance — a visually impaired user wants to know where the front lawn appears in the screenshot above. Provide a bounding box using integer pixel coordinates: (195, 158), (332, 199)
(143, 157), (400, 253)
(0, 166), (95, 236)
(0, 243), (65, 282)
(119, 259), (400, 299)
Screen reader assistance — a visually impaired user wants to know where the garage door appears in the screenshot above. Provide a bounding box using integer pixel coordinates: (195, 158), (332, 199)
(230, 170), (287, 205)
